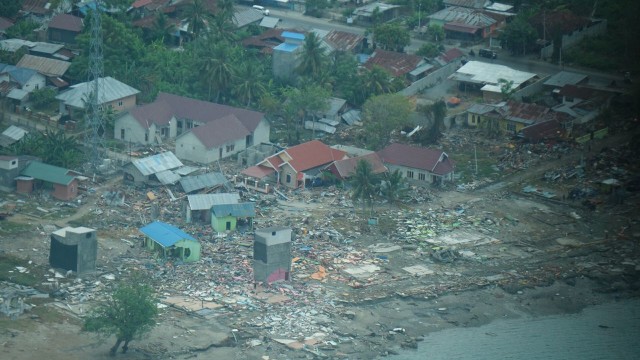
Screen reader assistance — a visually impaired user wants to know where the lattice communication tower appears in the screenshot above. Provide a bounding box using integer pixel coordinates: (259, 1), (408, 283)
(85, 2), (106, 170)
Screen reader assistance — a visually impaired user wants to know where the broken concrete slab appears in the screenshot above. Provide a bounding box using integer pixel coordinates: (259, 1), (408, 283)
(369, 243), (402, 253)
(343, 264), (381, 279)
(403, 265), (434, 276)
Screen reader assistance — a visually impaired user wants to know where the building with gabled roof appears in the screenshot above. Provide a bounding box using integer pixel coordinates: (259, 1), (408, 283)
(115, 92), (270, 163)
(55, 76), (139, 119)
(17, 161), (80, 200)
(175, 114), (252, 164)
(428, 6), (504, 40)
(140, 221), (200, 263)
(364, 50), (431, 81)
(185, 193), (239, 223)
(325, 153), (388, 181)
(377, 143), (455, 184)
(211, 202), (256, 232)
(48, 13), (84, 44)
(321, 29), (364, 53)
(123, 151), (183, 185)
(242, 140), (347, 189)
(17, 54), (70, 78)
(0, 63), (46, 96)
(242, 28), (287, 55)
(180, 172), (228, 194)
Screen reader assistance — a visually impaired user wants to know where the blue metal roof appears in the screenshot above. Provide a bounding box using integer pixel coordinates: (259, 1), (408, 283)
(140, 221), (197, 248)
(282, 31), (304, 40)
(274, 43), (299, 53)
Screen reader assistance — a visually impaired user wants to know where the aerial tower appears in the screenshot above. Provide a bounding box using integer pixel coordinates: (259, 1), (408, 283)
(85, 1), (106, 170)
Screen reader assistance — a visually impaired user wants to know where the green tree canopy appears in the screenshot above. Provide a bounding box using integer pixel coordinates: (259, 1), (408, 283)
(362, 93), (413, 150)
(499, 16), (537, 56)
(0, 0), (22, 18)
(380, 169), (408, 204)
(373, 23), (411, 52)
(84, 277), (158, 356)
(415, 99), (447, 145)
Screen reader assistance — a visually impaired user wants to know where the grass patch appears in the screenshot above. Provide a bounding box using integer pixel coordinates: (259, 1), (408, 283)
(448, 146), (498, 183)
(0, 254), (46, 287)
(0, 221), (33, 233)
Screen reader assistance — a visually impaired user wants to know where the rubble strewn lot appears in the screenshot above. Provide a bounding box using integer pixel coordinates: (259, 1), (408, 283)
(1, 130), (639, 360)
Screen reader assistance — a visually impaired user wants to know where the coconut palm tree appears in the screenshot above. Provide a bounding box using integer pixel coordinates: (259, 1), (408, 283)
(296, 32), (327, 80)
(349, 159), (380, 219)
(232, 61), (267, 107)
(184, 0), (210, 38)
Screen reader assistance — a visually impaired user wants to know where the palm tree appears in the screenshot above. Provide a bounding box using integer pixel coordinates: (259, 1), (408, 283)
(232, 61), (267, 107)
(199, 42), (236, 102)
(349, 159), (380, 219)
(362, 65), (393, 98)
(184, 0), (210, 38)
(380, 169), (408, 204)
(151, 12), (177, 45)
(296, 32), (327, 80)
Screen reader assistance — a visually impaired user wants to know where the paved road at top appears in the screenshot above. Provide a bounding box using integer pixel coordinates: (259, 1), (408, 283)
(266, 8), (626, 86)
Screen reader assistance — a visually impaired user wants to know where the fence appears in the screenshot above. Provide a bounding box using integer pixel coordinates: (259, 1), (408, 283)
(399, 61), (459, 96)
(540, 19), (607, 59)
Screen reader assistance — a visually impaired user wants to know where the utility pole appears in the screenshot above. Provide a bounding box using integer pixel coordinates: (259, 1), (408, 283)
(474, 144), (478, 175)
(418, 2), (421, 32)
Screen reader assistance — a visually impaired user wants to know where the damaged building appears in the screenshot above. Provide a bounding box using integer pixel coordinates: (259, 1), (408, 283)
(49, 226), (97, 274)
(253, 227), (292, 284)
(140, 221), (201, 263)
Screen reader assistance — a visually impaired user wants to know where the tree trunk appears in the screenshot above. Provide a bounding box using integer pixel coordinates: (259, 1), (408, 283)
(110, 338), (122, 356)
(122, 340), (130, 353)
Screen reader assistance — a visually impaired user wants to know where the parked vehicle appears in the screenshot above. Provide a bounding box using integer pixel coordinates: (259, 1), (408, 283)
(479, 48), (497, 59)
(252, 5), (269, 15)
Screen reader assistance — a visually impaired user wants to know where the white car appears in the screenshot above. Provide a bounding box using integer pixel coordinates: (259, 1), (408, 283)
(252, 5), (269, 16)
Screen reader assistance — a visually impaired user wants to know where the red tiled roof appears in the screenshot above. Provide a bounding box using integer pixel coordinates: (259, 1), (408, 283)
(189, 114), (250, 149)
(48, 14), (83, 32)
(439, 48), (465, 63)
(330, 153), (387, 180)
(0, 17), (14, 31)
(241, 165), (275, 179)
(283, 140), (347, 172)
(521, 119), (566, 142)
(364, 49), (424, 77)
(22, 0), (52, 15)
(132, 0), (153, 8)
(377, 143), (454, 175)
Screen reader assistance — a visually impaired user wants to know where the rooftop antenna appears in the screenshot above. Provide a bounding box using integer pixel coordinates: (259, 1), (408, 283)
(85, 0), (106, 171)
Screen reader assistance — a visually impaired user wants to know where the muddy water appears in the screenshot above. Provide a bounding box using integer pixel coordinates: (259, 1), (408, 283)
(391, 299), (640, 360)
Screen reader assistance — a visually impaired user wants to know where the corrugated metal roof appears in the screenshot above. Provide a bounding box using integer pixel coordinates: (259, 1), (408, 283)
(30, 42), (64, 55)
(233, 8), (263, 28)
(55, 76), (139, 109)
(260, 16), (279, 28)
(2, 125), (27, 141)
(17, 54), (70, 77)
(20, 161), (76, 185)
(187, 193), (239, 211)
(155, 169), (181, 185)
(211, 202), (256, 217)
(341, 110), (361, 125)
(180, 172), (227, 193)
(140, 221), (196, 248)
(132, 151), (183, 176)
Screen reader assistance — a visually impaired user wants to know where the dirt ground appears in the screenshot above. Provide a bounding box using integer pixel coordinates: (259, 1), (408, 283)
(1, 128), (639, 360)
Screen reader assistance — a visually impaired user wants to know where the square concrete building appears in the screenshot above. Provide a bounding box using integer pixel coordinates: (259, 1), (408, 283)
(49, 226), (97, 274)
(253, 227), (292, 283)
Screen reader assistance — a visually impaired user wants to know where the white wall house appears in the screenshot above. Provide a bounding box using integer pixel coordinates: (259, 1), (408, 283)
(115, 92), (270, 164)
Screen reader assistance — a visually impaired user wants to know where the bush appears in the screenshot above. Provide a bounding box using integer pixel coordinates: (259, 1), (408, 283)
(30, 87), (57, 109)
